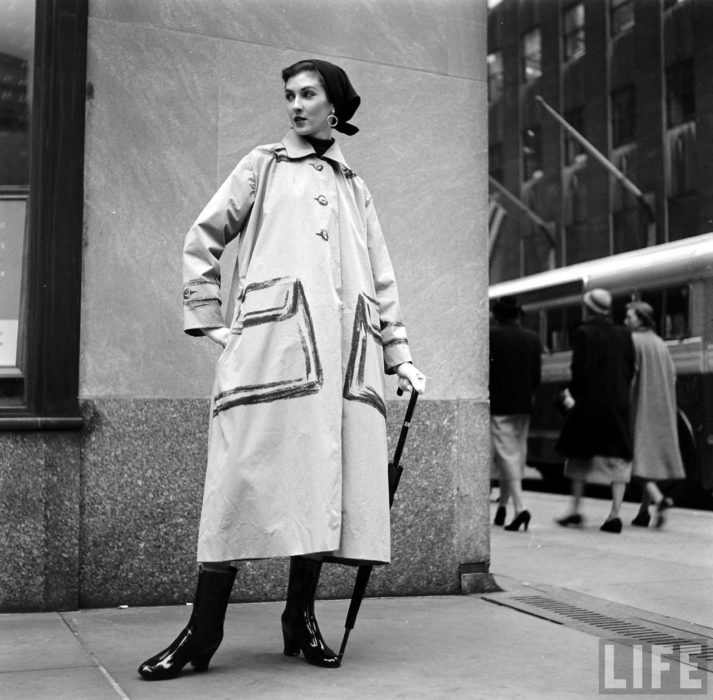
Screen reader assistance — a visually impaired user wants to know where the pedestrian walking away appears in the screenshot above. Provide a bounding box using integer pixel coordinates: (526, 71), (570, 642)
(489, 296), (542, 531)
(625, 301), (685, 528)
(555, 288), (635, 534)
(137, 59), (426, 681)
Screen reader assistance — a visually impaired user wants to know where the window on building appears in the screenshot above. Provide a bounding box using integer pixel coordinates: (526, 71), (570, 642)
(564, 108), (585, 165)
(610, 0), (634, 36)
(611, 85), (636, 147)
(0, 5), (33, 404)
(668, 192), (698, 242)
(666, 59), (695, 128)
(0, 0), (86, 427)
(489, 142), (503, 184)
(563, 3), (585, 62)
(522, 28), (542, 83)
(487, 51), (504, 103)
(522, 126), (542, 181)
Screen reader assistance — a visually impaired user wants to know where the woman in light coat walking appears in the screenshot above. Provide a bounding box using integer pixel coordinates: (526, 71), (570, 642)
(138, 59), (425, 681)
(625, 301), (684, 528)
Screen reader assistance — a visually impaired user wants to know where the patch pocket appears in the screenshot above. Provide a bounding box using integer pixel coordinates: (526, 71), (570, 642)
(213, 277), (323, 415)
(343, 292), (385, 417)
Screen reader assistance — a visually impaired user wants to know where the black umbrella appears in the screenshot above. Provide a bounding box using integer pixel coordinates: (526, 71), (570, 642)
(337, 388), (419, 662)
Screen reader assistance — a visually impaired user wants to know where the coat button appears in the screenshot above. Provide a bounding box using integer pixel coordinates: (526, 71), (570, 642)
(311, 162), (324, 171)
(315, 195), (328, 206)
(315, 229), (329, 241)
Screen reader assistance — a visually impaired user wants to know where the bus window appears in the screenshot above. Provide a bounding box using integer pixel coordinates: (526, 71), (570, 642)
(545, 303), (582, 352)
(639, 285), (689, 339)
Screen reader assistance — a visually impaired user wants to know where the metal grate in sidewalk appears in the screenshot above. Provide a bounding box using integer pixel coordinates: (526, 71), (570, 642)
(485, 592), (713, 673)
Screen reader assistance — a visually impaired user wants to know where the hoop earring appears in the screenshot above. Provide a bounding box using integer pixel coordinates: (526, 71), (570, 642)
(327, 113), (338, 128)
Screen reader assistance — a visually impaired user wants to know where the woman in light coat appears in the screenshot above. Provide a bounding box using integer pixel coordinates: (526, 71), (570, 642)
(138, 59), (425, 681)
(625, 301), (684, 528)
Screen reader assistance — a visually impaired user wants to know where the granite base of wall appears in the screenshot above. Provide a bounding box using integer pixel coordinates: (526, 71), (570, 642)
(0, 430), (81, 612)
(0, 397), (490, 611)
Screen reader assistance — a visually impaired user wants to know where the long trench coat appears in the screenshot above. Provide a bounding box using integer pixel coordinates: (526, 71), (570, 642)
(556, 317), (635, 460)
(630, 328), (685, 481)
(182, 130), (412, 564)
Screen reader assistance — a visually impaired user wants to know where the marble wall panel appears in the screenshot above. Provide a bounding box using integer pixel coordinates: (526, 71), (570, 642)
(81, 18), (223, 399)
(89, 0), (483, 80)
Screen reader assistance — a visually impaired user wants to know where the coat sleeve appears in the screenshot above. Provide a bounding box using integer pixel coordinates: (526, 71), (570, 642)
(569, 328), (589, 400)
(531, 335), (542, 391)
(364, 186), (413, 373)
(182, 154), (257, 336)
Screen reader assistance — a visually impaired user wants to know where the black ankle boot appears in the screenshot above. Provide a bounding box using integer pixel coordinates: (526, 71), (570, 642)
(138, 567), (237, 680)
(281, 556), (340, 668)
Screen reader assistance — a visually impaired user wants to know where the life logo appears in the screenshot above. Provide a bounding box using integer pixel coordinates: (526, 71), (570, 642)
(599, 639), (709, 695)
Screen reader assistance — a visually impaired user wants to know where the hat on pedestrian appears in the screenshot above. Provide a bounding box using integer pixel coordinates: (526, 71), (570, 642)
(492, 296), (522, 321)
(583, 288), (612, 316)
(307, 59), (361, 136)
(627, 300), (655, 328)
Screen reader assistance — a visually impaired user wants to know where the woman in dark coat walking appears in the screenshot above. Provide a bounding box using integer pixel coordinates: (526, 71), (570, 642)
(556, 288), (635, 533)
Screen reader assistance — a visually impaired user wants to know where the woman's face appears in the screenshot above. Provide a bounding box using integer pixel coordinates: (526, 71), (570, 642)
(284, 71), (333, 139)
(625, 307), (642, 330)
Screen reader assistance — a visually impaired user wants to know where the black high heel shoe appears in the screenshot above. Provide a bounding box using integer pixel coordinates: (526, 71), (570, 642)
(138, 567), (236, 681)
(631, 510), (651, 527)
(600, 517), (622, 533)
(556, 513), (583, 527)
(493, 506), (507, 526)
(281, 557), (340, 668)
(504, 510), (531, 531)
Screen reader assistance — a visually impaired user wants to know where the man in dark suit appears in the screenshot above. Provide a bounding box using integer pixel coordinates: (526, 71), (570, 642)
(489, 296), (542, 531)
(556, 288), (635, 533)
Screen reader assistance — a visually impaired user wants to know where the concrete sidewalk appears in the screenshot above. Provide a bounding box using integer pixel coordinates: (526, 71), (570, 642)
(2, 595), (611, 699)
(1, 491), (711, 699)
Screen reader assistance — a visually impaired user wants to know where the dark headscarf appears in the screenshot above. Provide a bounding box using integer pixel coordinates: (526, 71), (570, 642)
(307, 59), (361, 136)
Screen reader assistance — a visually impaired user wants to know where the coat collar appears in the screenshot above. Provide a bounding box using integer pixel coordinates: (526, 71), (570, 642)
(279, 129), (350, 169)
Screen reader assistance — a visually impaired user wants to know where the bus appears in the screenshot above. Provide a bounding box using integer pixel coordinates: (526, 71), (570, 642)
(489, 233), (713, 507)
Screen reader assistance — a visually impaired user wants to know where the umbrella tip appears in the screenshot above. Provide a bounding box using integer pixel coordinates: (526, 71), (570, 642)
(337, 630), (350, 662)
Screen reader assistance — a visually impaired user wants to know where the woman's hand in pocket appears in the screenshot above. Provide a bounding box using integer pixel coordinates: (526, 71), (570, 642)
(202, 326), (231, 348)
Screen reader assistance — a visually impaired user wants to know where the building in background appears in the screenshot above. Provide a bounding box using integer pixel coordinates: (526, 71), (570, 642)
(488, 0), (713, 283)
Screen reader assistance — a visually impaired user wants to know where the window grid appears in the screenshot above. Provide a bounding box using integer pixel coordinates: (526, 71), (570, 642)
(523, 126), (542, 181)
(611, 85), (636, 147)
(610, 0), (634, 37)
(563, 2), (585, 62)
(666, 59), (695, 129)
(487, 51), (504, 103)
(522, 28), (542, 83)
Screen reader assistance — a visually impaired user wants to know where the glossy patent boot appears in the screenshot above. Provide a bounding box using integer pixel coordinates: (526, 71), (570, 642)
(281, 556), (340, 668)
(138, 566), (237, 680)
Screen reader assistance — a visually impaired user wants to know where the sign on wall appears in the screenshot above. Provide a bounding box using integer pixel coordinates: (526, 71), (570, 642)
(0, 195), (25, 369)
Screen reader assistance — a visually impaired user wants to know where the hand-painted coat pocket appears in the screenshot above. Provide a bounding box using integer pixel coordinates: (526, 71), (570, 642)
(213, 277), (323, 415)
